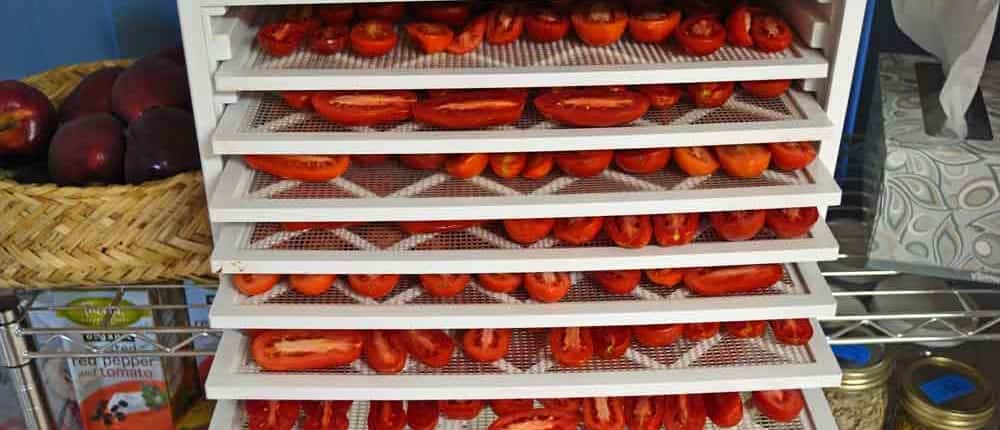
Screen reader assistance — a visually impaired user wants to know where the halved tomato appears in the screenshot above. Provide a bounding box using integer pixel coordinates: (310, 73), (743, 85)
(406, 22), (455, 54)
(419, 274), (470, 297)
(554, 217), (604, 245)
(309, 26), (349, 55)
(770, 319), (813, 346)
(312, 91), (416, 126)
(258, 21), (307, 57)
(398, 220), (482, 234)
(281, 91), (316, 110)
(252, 330), (364, 371)
(399, 154), (447, 170)
(741, 80), (792, 98)
(583, 397), (626, 430)
(357, 3), (406, 22)
(750, 15), (793, 52)
(615, 148), (671, 174)
(768, 142), (817, 170)
(708, 210), (766, 241)
(414, 2), (471, 27)
(724, 320), (767, 338)
(245, 155), (351, 182)
(440, 400), (484, 420)
(752, 390), (805, 422)
(687, 82), (734, 108)
(233, 274), (282, 296)
(643, 269), (684, 287)
(247, 400), (301, 430)
(486, 5), (525, 45)
(402, 329), (454, 368)
(302, 401), (350, 430)
(662, 394), (706, 430)
(593, 270), (642, 295)
(715, 144), (770, 178)
(280, 222), (359, 231)
(476, 273), (523, 293)
(637, 85), (683, 110)
(445, 153), (489, 178)
(673, 147), (720, 176)
(490, 153), (527, 178)
(626, 396), (664, 430)
(766, 207), (819, 238)
(631, 324), (683, 347)
(365, 330), (407, 374)
(725, 5), (763, 47)
(289, 274), (336, 296)
(539, 399), (582, 414)
(347, 274), (400, 299)
(525, 7), (571, 42)
(554, 150), (615, 177)
(605, 215), (653, 249)
(675, 15), (725, 56)
(549, 327), (594, 367)
(504, 218), (556, 244)
(319, 5), (354, 25)
(705, 392), (742, 427)
(593, 326), (632, 359)
(414, 89), (528, 129)
(350, 19), (398, 57)
(463, 328), (512, 362)
(524, 272), (572, 303)
(490, 399), (535, 416)
(406, 401), (439, 430)
(683, 264), (784, 296)
(571, 2), (629, 46)
(522, 153), (555, 179)
(368, 401), (406, 430)
(448, 14), (488, 54)
(488, 409), (579, 430)
(628, 8), (681, 43)
(535, 88), (650, 127)
(652, 213), (700, 247)
(683, 322), (719, 341)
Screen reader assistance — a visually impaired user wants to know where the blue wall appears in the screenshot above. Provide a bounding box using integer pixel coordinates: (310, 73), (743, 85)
(2, 0), (182, 80)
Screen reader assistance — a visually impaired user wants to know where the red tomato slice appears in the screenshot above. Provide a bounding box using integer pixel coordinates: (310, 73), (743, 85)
(632, 324), (683, 347)
(448, 14), (488, 54)
(593, 326), (632, 359)
(592, 270), (642, 295)
(571, 2), (629, 46)
(605, 215), (653, 249)
(319, 5), (354, 25)
(463, 328), (512, 362)
(628, 8), (682, 43)
(522, 153), (555, 179)
(525, 8), (571, 43)
(490, 153), (528, 178)
(399, 154), (447, 170)
(346, 274), (400, 299)
(406, 22), (455, 54)
(406, 401), (439, 430)
(662, 394), (706, 430)
(583, 397), (626, 430)
(683, 322), (720, 341)
(445, 153), (489, 178)
(673, 147), (719, 176)
(490, 399), (535, 416)
(419, 274), (470, 297)
(258, 22), (307, 57)
(402, 329), (455, 368)
(368, 401), (406, 430)
(750, 15), (793, 52)
(626, 396), (664, 430)
(714, 144), (771, 178)
(440, 400), (484, 420)
(413, 89), (528, 129)
(724, 320), (767, 338)
(488, 409), (579, 430)
(233, 274), (281, 296)
(311, 91), (416, 126)
(554, 217), (604, 245)
(725, 5), (761, 46)
(302, 401), (350, 430)
(554, 150), (615, 177)
(549, 327), (594, 367)
(251, 330), (364, 371)
(486, 5), (525, 45)
(476, 273), (523, 293)
(675, 16), (725, 56)
(247, 400), (301, 430)
(709, 210), (765, 241)
(643, 269), (684, 287)
(289, 274), (336, 296)
(504, 218), (556, 244)
(615, 148), (671, 174)
(766, 207), (819, 238)
(414, 2), (471, 27)
(245, 155), (351, 182)
(350, 19), (398, 57)
(705, 392), (743, 427)
(309, 26), (349, 55)
(365, 330), (407, 374)
(752, 390), (805, 422)
(281, 91), (316, 111)
(539, 399), (582, 414)
(768, 142), (817, 170)
(357, 3), (406, 22)
(398, 220), (482, 234)
(637, 85), (683, 110)
(524, 272), (572, 303)
(535, 88), (650, 127)
(652, 213), (700, 247)
(684, 264), (783, 296)
(687, 82), (734, 108)
(741, 80), (791, 98)
(769, 319), (813, 346)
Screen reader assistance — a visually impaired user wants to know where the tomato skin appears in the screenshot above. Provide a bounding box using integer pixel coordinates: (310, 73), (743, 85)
(632, 324), (683, 347)
(769, 319), (814, 346)
(615, 148), (671, 174)
(593, 270), (642, 295)
(662, 394), (707, 430)
(652, 213), (700, 247)
(402, 329), (455, 368)
(406, 401), (439, 430)
(675, 16), (725, 56)
(486, 5), (525, 45)
(522, 153), (555, 179)
(281, 91), (315, 111)
(766, 207), (819, 238)
(289, 274), (336, 296)
(583, 397), (627, 430)
(399, 154), (447, 170)
(752, 390), (805, 423)
(628, 9), (682, 43)
(252, 330), (364, 371)
(724, 320), (767, 338)
(535, 89), (650, 127)
(725, 5), (758, 47)
(504, 218), (555, 244)
(258, 22), (307, 57)
(684, 322), (720, 341)
(476, 273), (523, 293)
(605, 215), (653, 249)
(247, 400), (301, 430)
(687, 82), (734, 108)
(350, 19), (398, 57)
(637, 85), (683, 110)
(414, 2), (471, 27)
(319, 5), (354, 25)
(233, 274), (282, 296)
(448, 14), (488, 54)
(549, 327), (594, 367)
(571, 2), (629, 47)
(311, 91), (416, 126)
(750, 15), (793, 52)
(741, 80), (792, 98)
(626, 396), (664, 430)
(445, 153), (489, 179)
(705, 392), (743, 427)
(440, 400), (484, 420)
(365, 330), (407, 374)
(643, 269), (684, 287)
(309, 26), (349, 55)
(554, 217), (604, 245)
(525, 8), (571, 42)
(398, 220), (482, 234)
(463, 328), (512, 362)
(715, 144), (771, 178)
(768, 142), (817, 170)
(709, 210), (766, 241)
(369, 401), (406, 430)
(490, 399), (535, 416)
(555, 150), (615, 177)
(539, 399), (582, 414)
(302, 401), (350, 430)
(592, 326), (632, 359)
(419, 274), (471, 297)
(488, 409), (579, 430)
(347, 274), (400, 299)
(524, 272), (572, 303)
(673, 147), (720, 176)
(413, 89), (528, 129)
(489, 153), (527, 178)
(684, 264), (784, 296)
(245, 155), (351, 182)
(358, 3), (406, 22)
(406, 22), (455, 54)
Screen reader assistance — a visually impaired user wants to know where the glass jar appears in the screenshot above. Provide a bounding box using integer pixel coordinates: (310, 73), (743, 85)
(823, 341), (892, 430)
(894, 356), (995, 430)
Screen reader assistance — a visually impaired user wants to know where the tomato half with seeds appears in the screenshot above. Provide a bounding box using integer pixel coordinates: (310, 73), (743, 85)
(486, 5), (525, 45)
(673, 147), (719, 176)
(448, 14), (488, 54)
(488, 409), (579, 430)
(768, 142), (817, 170)
(632, 324), (683, 347)
(593, 326), (631, 359)
(302, 401), (350, 430)
(549, 327), (594, 367)
(766, 207), (819, 238)
(309, 26), (349, 55)
(583, 397), (626, 430)
(524, 272), (572, 303)
(751, 15), (793, 52)
(709, 210), (765, 241)
(245, 155), (351, 182)
(637, 85), (683, 110)
(440, 400), (484, 420)
(652, 213), (700, 247)
(741, 80), (791, 98)
(319, 5), (354, 25)
(675, 15), (725, 56)
(414, 89), (528, 129)
(406, 401), (439, 430)
(643, 269), (684, 287)
(289, 274), (336, 296)
(705, 392), (742, 427)
(525, 7), (571, 42)
(683, 264), (784, 296)
(606, 215), (653, 248)
(535, 88), (650, 127)
(445, 153), (489, 178)
(258, 22), (307, 57)
(490, 399), (535, 416)
(281, 91), (316, 111)
(752, 390), (804, 423)
(463, 328), (512, 362)
(357, 3), (406, 22)
(402, 329), (454, 368)
(684, 322), (719, 341)
(247, 400), (301, 430)
(687, 82), (734, 108)
(490, 153), (527, 178)
(420, 273), (470, 297)
(715, 144), (770, 178)
(662, 394), (706, 430)
(252, 330), (364, 371)
(554, 150), (615, 177)
(365, 330), (407, 374)
(414, 2), (471, 27)
(628, 8), (681, 43)
(369, 401), (406, 430)
(312, 90), (416, 126)
(399, 154), (447, 170)
(724, 320), (767, 338)
(406, 22), (455, 54)
(504, 218), (556, 244)
(233, 274), (282, 296)
(725, 5), (763, 47)
(350, 19), (398, 57)
(571, 2), (629, 46)
(626, 396), (664, 430)
(615, 148), (671, 174)
(554, 217), (604, 245)
(539, 399), (582, 414)
(522, 153), (555, 179)
(398, 220), (482, 234)
(593, 270), (642, 295)
(477, 273), (523, 293)
(770, 319), (813, 346)
(346, 274), (400, 299)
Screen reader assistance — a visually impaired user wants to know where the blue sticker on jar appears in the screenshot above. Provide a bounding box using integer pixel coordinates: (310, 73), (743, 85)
(920, 374), (976, 405)
(831, 345), (871, 365)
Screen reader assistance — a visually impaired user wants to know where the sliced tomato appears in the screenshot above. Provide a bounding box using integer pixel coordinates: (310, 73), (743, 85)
(419, 274), (471, 297)
(615, 148), (671, 174)
(414, 2), (471, 27)
(662, 394), (706, 430)
(705, 392), (742, 427)
(346, 274), (400, 299)
(258, 22), (307, 57)
(632, 324), (683, 347)
(398, 220), (482, 234)
(289, 274), (336, 296)
(683, 322), (720, 341)
(554, 150), (615, 177)
(399, 154), (448, 170)
(252, 330), (364, 371)
(406, 401), (439, 430)
(651, 213), (700, 247)
(445, 153), (489, 178)
(525, 7), (571, 42)
(486, 5), (525, 45)
(448, 14), (488, 54)
(538, 399), (582, 415)
(626, 396), (664, 430)
(281, 91), (316, 111)
(571, 2), (629, 46)
(741, 80), (791, 98)
(675, 15), (725, 56)
(715, 144), (770, 178)
(708, 210), (766, 241)
(309, 26), (349, 55)
(535, 88), (650, 127)
(583, 397), (626, 430)
(750, 15), (793, 52)
(402, 329), (455, 368)
(524, 272), (572, 303)
(488, 153), (527, 178)
(247, 400), (301, 430)
(592, 270), (642, 295)
(350, 19), (398, 57)
(504, 218), (556, 244)
(673, 147), (720, 176)
(752, 390), (805, 422)
(357, 3), (406, 22)
(302, 401), (350, 430)
(628, 8), (681, 43)
(549, 327), (594, 367)
(766, 207), (819, 238)
(593, 326), (632, 359)
(406, 22), (455, 53)
(365, 330), (407, 374)
(490, 399), (535, 416)
(233, 274), (281, 296)
(637, 85), (683, 110)
(606, 215), (653, 249)
(488, 409), (579, 430)
(683, 264), (784, 296)
(463, 328), (512, 362)
(476, 273), (523, 293)
(319, 5), (354, 25)
(770, 319), (813, 346)
(725, 5), (761, 47)
(368, 401), (406, 430)
(312, 90), (416, 126)
(643, 269), (684, 287)
(352, 154), (390, 167)
(245, 155), (351, 182)
(414, 89), (528, 129)
(687, 82), (734, 108)
(280, 222), (359, 231)
(768, 142), (817, 170)
(724, 320), (767, 338)
(440, 400), (484, 420)
(554, 217), (604, 245)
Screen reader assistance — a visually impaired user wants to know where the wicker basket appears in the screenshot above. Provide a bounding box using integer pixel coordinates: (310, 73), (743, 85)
(0, 60), (214, 288)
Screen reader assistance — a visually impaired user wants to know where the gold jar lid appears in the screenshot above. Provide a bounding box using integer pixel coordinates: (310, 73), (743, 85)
(900, 356), (995, 430)
(832, 341), (892, 391)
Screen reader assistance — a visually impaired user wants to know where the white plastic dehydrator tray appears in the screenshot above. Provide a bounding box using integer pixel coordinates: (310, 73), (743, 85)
(204, 319), (839, 400)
